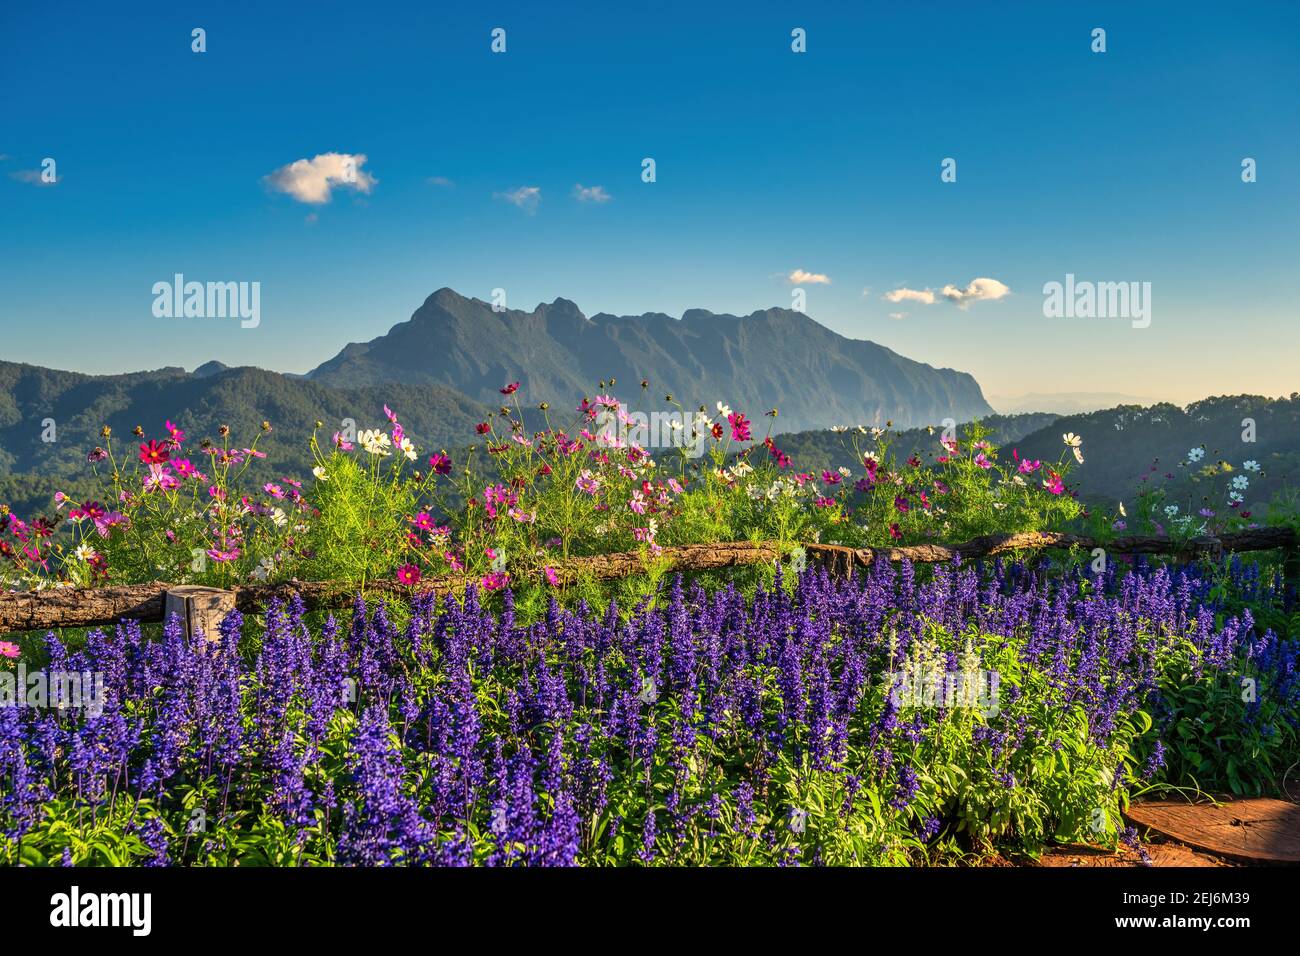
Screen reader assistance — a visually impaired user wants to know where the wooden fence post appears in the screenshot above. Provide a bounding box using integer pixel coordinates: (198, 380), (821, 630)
(164, 586), (237, 642)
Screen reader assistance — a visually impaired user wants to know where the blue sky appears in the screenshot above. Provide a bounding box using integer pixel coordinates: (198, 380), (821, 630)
(2, 1), (1297, 406)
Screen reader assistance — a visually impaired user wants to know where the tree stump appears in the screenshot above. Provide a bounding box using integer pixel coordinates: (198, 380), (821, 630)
(164, 586), (236, 642)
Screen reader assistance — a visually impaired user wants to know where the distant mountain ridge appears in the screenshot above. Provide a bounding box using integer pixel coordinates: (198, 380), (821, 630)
(306, 288), (994, 432)
(0, 359), (486, 479)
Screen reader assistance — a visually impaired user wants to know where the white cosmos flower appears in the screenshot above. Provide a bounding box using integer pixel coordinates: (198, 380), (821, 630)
(1232, 474), (1249, 490)
(716, 402), (732, 417)
(1063, 432), (1082, 448)
(399, 437), (417, 461)
(1187, 447), (1205, 463)
(1243, 460), (1260, 472)
(313, 466), (328, 481)
(1072, 447), (1084, 465)
(73, 544), (97, 562)
(360, 430), (391, 456)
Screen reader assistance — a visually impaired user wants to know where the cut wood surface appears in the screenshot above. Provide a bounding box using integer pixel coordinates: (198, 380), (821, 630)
(1, 527), (1294, 633)
(1125, 798), (1300, 864)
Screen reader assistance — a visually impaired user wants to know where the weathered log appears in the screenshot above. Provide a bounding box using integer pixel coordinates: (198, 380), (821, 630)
(1, 528), (1293, 634)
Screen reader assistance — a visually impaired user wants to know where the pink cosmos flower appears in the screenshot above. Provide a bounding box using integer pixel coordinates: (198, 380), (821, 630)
(727, 412), (752, 442)
(544, 567), (560, 587)
(396, 564), (421, 585)
(428, 452), (452, 475)
(412, 512), (436, 531)
(333, 431), (354, 451)
(0, 641), (20, 659)
(93, 511), (125, 537)
(482, 571), (510, 591)
(973, 452), (993, 469)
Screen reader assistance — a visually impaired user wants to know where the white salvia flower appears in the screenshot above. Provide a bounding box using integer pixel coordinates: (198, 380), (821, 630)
(312, 466), (328, 481)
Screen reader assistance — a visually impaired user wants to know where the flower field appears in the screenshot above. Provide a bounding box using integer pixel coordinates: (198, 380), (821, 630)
(1, 387), (1297, 867)
(1, 386), (1094, 598)
(2, 553), (1297, 866)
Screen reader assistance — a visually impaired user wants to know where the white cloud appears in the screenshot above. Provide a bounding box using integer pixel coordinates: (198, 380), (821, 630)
(888, 312), (908, 320)
(427, 176), (454, 187)
(496, 185), (541, 213)
(263, 152), (376, 204)
(572, 183), (611, 203)
(10, 168), (57, 186)
(882, 277), (1010, 309)
(883, 287), (936, 305)
(788, 268), (831, 285)
(941, 277), (1010, 308)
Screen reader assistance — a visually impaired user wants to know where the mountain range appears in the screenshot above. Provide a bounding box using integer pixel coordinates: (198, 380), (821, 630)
(305, 288), (993, 432)
(2, 288), (1293, 523)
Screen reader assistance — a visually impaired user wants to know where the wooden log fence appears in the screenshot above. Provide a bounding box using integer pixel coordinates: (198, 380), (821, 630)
(0, 527), (1295, 635)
